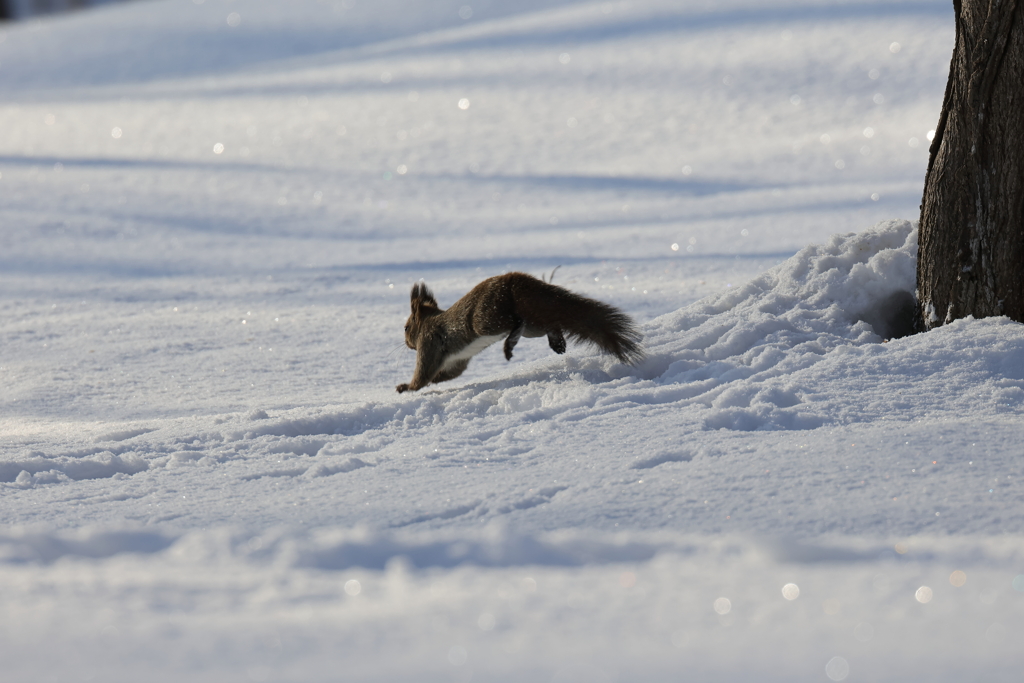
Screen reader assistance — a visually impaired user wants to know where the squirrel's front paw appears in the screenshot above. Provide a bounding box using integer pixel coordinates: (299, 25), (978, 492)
(396, 383), (410, 393)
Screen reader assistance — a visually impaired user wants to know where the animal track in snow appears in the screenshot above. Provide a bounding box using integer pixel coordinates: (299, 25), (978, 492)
(95, 427), (157, 443)
(393, 484), (569, 529)
(495, 485), (568, 513)
(393, 500), (485, 528)
(629, 451), (694, 470)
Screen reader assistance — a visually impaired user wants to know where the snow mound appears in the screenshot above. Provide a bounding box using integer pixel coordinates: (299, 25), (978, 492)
(648, 218), (918, 355)
(634, 219), (1024, 430)
(640, 218), (919, 429)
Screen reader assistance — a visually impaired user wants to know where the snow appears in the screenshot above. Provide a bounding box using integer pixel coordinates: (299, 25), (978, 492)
(3, 0), (1023, 680)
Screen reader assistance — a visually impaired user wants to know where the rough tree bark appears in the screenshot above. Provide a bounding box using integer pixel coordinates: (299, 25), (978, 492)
(918, 0), (1024, 330)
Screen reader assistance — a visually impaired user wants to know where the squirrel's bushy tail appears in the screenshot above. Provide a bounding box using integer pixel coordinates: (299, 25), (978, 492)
(510, 274), (645, 365)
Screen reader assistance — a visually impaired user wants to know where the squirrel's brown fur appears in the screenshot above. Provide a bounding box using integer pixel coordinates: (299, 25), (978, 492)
(396, 272), (644, 392)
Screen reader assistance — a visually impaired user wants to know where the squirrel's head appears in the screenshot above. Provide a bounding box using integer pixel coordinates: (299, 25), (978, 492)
(404, 282), (441, 349)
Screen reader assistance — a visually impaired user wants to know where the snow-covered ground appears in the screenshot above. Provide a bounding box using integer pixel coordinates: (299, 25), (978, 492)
(4, 1), (1023, 681)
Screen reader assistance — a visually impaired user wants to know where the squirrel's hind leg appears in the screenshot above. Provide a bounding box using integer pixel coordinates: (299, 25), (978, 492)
(548, 329), (566, 354)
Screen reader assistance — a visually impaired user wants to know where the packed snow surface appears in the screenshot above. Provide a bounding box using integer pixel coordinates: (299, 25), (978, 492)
(3, 0), (1024, 681)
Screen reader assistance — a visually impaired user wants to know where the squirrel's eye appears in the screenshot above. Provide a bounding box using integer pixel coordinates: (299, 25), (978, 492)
(404, 324), (410, 332)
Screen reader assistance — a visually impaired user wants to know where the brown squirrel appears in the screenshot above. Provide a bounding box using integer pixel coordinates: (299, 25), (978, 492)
(396, 272), (644, 392)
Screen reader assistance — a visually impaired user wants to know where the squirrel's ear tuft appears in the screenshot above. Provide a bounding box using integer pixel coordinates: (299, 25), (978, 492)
(410, 282), (437, 311)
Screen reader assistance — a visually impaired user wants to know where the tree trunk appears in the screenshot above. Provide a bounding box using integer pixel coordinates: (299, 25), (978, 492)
(918, 0), (1024, 330)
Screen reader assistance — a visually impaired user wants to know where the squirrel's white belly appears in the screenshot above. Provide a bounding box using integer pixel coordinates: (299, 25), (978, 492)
(442, 334), (505, 370)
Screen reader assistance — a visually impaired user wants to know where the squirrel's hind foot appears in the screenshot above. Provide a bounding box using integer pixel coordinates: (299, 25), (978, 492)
(548, 330), (566, 354)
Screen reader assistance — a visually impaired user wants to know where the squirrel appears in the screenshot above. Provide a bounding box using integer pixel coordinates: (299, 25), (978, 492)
(396, 271), (644, 393)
